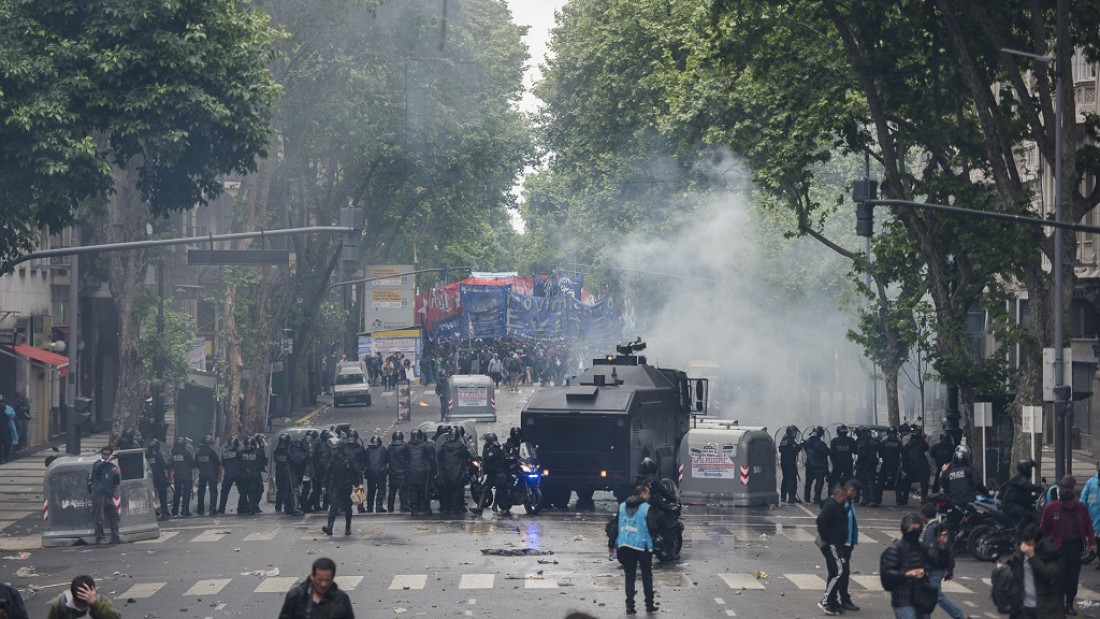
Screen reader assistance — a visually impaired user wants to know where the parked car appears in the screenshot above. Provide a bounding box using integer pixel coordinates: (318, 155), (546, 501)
(333, 363), (372, 407)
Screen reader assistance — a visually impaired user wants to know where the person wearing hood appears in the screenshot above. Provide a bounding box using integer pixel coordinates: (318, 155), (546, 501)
(1040, 485), (1097, 615)
(879, 513), (943, 619)
(47, 575), (120, 619)
(278, 557), (354, 619)
(608, 484), (661, 616)
(1006, 523), (1062, 619)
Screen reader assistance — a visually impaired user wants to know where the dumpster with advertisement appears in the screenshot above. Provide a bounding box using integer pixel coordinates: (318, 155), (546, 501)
(677, 421), (777, 506)
(42, 448), (160, 546)
(442, 374), (497, 422)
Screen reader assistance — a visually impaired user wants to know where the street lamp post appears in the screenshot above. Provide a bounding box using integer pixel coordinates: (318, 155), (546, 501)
(1001, 46), (1065, 478)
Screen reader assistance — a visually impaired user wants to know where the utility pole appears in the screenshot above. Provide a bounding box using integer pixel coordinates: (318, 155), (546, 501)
(65, 228), (80, 454)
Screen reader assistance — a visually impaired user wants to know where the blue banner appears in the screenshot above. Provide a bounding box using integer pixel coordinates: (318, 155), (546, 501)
(557, 271), (583, 299)
(460, 284), (509, 338)
(564, 296), (618, 340)
(506, 292), (569, 339)
(428, 315), (462, 341)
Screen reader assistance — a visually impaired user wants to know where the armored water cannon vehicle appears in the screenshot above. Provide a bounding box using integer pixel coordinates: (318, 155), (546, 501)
(520, 340), (708, 508)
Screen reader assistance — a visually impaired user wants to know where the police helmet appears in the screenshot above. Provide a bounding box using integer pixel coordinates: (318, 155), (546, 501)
(785, 424), (798, 437)
(174, 436), (186, 448)
(230, 438), (241, 450)
(888, 426), (898, 435)
(411, 428), (426, 442)
(1017, 459), (1035, 477)
(147, 438), (161, 451)
(391, 431), (405, 443)
(122, 428), (135, 440)
(369, 436), (383, 447)
(246, 437), (258, 449)
(203, 435), (215, 447)
(328, 437), (345, 450)
(837, 424), (849, 436)
(348, 429), (359, 441)
(319, 429), (333, 441)
(483, 432), (498, 444)
(953, 445), (971, 465)
(278, 433), (291, 446)
(509, 427), (522, 440)
(639, 458), (658, 476)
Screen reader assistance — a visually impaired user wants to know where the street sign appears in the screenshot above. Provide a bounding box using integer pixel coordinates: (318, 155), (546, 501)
(187, 250), (290, 265)
(1021, 405), (1042, 433)
(973, 402), (992, 428)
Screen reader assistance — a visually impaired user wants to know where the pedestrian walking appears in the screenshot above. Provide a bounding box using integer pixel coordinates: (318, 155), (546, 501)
(816, 485), (848, 615)
(1039, 485), (1097, 615)
(0, 394), (16, 464)
(609, 484), (659, 615)
(879, 513), (941, 619)
(47, 575), (120, 619)
(277, 557), (354, 619)
(1003, 523), (1061, 619)
(89, 446), (121, 545)
(836, 480), (861, 612)
(0, 579), (29, 619)
(920, 503), (971, 619)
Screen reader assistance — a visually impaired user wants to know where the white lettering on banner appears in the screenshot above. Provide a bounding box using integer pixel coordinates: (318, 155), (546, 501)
(457, 386), (488, 407)
(690, 443), (738, 479)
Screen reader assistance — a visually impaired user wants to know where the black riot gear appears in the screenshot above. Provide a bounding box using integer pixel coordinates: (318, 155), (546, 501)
(364, 435), (389, 512)
(803, 431), (830, 504)
(639, 458), (658, 477)
(405, 429), (435, 516)
(369, 435), (383, 447)
(837, 424), (849, 436)
(875, 430), (903, 505)
(391, 431), (405, 443)
(898, 430), (929, 505)
(170, 437), (195, 517)
(272, 432), (296, 515)
(387, 431), (410, 513)
(829, 430), (857, 488)
(147, 439), (169, 520)
(786, 424), (798, 437)
(218, 437), (241, 514)
(778, 429), (802, 504)
(194, 437), (221, 516)
(855, 430), (879, 506)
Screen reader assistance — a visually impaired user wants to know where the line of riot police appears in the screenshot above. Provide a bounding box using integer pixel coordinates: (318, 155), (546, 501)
(778, 423), (960, 507)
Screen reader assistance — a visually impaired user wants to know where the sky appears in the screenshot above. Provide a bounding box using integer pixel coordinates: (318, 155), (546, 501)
(505, 0), (569, 114)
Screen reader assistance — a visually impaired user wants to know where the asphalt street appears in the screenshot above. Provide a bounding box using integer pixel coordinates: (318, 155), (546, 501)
(2, 383), (1099, 618)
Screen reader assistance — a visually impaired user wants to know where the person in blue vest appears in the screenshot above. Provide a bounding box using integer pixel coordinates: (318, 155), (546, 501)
(610, 484), (661, 615)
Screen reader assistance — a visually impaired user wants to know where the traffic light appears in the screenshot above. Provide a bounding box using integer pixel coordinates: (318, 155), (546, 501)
(856, 203), (874, 237)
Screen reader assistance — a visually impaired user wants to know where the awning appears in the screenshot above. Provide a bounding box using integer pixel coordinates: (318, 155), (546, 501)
(4, 344), (70, 377)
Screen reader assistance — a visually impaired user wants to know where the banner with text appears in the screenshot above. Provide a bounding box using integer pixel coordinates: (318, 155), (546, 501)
(460, 284), (510, 339)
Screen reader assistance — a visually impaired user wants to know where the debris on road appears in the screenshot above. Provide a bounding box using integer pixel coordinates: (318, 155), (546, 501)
(481, 548), (553, 556)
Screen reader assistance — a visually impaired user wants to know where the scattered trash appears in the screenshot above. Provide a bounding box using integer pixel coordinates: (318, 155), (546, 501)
(754, 571), (768, 580)
(251, 568), (279, 578)
(573, 535), (585, 542)
(1, 552), (31, 559)
(537, 559), (559, 565)
(306, 550), (316, 555)
(15, 567), (38, 578)
(759, 534), (768, 540)
(126, 598), (137, 604)
(481, 548), (554, 556)
(234, 548), (241, 552)
(394, 608), (407, 614)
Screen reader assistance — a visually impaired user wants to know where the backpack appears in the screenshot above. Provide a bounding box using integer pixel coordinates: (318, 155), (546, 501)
(990, 560), (1023, 614)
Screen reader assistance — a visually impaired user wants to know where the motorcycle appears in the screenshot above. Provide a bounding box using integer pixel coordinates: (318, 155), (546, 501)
(651, 478), (684, 563)
(496, 443), (543, 515)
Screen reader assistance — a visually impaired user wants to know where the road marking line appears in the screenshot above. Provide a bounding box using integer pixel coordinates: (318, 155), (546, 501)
(785, 573), (827, 590)
(191, 529), (230, 542)
(468, 598), (476, 605)
(524, 576), (559, 588)
(964, 601), (978, 608)
(719, 573), (766, 590)
(334, 576), (362, 591)
(850, 575), (882, 591)
(725, 611), (737, 617)
(254, 577), (298, 593)
(980, 577), (992, 586)
(941, 580), (973, 594)
(781, 528), (816, 542)
(459, 574), (494, 589)
(797, 504), (816, 517)
(244, 529), (279, 541)
(119, 582), (166, 599)
(714, 597), (726, 605)
(389, 574), (427, 590)
(137, 531), (179, 544)
(185, 579), (231, 595)
(876, 528), (901, 541)
(858, 531), (876, 543)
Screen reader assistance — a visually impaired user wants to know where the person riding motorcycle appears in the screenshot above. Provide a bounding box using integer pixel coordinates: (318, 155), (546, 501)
(503, 427), (523, 458)
(928, 430), (956, 494)
(634, 458), (680, 530)
(1003, 459), (1043, 533)
(472, 433), (507, 514)
(939, 445), (982, 505)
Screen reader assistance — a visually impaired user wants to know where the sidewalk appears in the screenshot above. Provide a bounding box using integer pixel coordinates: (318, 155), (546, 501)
(1037, 444), (1097, 484)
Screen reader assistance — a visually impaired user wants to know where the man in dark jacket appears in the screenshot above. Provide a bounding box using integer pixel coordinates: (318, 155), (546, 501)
(829, 425), (857, 488)
(146, 439), (170, 521)
(899, 430), (930, 506)
(404, 428), (435, 516)
(343, 431), (367, 514)
(436, 427), (469, 515)
(920, 503), (966, 619)
(804, 427), (831, 505)
(278, 557), (354, 619)
(169, 437), (195, 517)
(194, 435), (220, 517)
(928, 431), (956, 495)
(877, 428), (903, 506)
(238, 437), (265, 516)
(217, 437), (240, 515)
(941, 446), (982, 505)
(321, 440), (363, 536)
(880, 513), (943, 619)
(855, 427), (879, 507)
(90, 446), (122, 545)
(778, 425), (802, 504)
(816, 486), (849, 615)
(388, 431), (410, 513)
(288, 434), (311, 516)
(1004, 459), (1043, 534)
(363, 435), (389, 512)
(309, 430), (333, 511)
(1040, 485), (1097, 615)
(473, 432), (508, 514)
(1007, 523), (1061, 619)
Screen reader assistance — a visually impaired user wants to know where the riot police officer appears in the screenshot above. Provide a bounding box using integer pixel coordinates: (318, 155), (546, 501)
(778, 425), (802, 504)
(854, 427), (879, 507)
(238, 437), (265, 515)
(898, 428), (930, 505)
(803, 427), (830, 504)
(829, 424), (857, 487)
(320, 438), (363, 537)
(115, 428), (143, 450)
(363, 435), (389, 512)
(195, 435), (220, 516)
(217, 437), (241, 515)
(146, 439), (170, 520)
(503, 427), (523, 458)
(1003, 459), (1042, 533)
(309, 429), (334, 512)
(388, 431), (410, 513)
(405, 428), (435, 516)
(436, 427), (468, 515)
(170, 437), (195, 517)
(473, 432), (507, 514)
(876, 427), (903, 506)
(272, 433), (295, 515)
(939, 445), (982, 505)
(343, 431), (367, 513)
(288, 434), (311, 516)
(928, 430), (955, 495)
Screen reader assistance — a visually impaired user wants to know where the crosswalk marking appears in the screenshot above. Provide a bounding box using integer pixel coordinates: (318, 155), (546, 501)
(524, 576), (559, 589)
(255, 577), (298, 593)
(334, 576), (362, 591)
(137, 531), (179, 544)
(876, 528), (900, 541)
(185, 579), (231, 595)
(725, 610), (737, 617)
(191, 529), (230, 543)
(785, 573), (827, 590)
(119, 582), (166, 599)
(389, 574), (427, 590)
(850, 575), (882, 591)
(719, 573), (766, 590)
(244, 528), (279, 541)
(858, 531), (876, 543)
(459, 574), (494, 589)
(942, 580), (974, 594)
(781, 528), (816, 542)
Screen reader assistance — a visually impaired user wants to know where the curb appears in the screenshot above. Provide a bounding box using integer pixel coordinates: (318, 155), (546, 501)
(293, 407), (324, 426)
